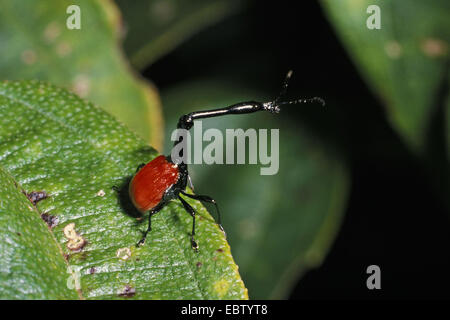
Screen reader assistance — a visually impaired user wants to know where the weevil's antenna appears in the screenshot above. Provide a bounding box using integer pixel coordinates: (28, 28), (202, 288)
(273, 70), (293, 106)
(263, 70), (325, 113)
(279, 96), (326, 107)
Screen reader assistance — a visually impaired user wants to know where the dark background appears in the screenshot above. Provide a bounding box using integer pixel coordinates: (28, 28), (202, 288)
(144, 0), (450, 299)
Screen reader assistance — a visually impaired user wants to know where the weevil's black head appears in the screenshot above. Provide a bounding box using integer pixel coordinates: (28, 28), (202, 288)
(177, 114), (194, 130)
(171, 115), (193, 166)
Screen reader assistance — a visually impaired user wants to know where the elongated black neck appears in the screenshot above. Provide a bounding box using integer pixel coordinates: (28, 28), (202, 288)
(172, 100), (282, 154)
(169, 71), (325, 166)
(176, 101), (270, 131)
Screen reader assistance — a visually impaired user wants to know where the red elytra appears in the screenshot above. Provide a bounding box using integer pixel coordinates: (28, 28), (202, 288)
(129, 155), (179, 213)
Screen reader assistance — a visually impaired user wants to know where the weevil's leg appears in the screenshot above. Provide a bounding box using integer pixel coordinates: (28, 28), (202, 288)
(135, 163), (146, 173)
(137, 202), (165, 246)
(178, 195), (199, 251)
(180, 190), (224, 235)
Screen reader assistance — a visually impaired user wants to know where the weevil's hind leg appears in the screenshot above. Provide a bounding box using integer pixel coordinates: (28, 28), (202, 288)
(180, 190), (225, 236)
(178, 196), (199, 251)
(137, 202), (165, 246)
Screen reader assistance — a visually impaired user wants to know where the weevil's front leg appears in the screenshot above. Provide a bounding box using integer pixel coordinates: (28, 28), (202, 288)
(137, 202), (165, 246)
(178, 195), (199, 251)
(180, 190), (224, 235)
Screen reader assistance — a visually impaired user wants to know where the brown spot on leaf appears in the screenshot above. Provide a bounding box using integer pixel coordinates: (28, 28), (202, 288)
(216, 248), (223, 253)
(27, 191), (48, 205)
(116, 247), (132, 261)
(67, 236), (87, 252)
(40, 212), (59, 228)
(88, 267), (96, 274)
(63, 223), (77, 239)
(119, 285), (136, 298)
(63, 223), (87, 251)
(196, 262), (202, 268)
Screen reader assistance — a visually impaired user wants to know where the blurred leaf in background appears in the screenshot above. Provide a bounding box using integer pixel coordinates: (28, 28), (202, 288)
(0, 80), (247, 299)
(161, 79), (350, 299)
(0, 0), (163, 148)
(116, 0), (243, 70)
(321, 0), (450, 155)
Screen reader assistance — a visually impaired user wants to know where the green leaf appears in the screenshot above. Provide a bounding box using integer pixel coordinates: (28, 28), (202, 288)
(0, 0), (163, 148)
(321, 0), (450, 153)
(116, 0), (243, 69)
(161, 79), (350, 299)
(0, 80), (247, 300)
(0, 166), (80, 299)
